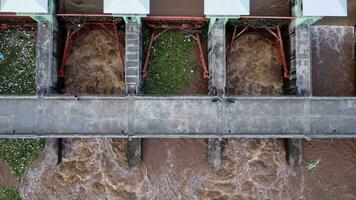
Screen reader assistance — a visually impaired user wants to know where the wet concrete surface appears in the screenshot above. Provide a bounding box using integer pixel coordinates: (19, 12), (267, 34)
(311, 26), (355, 96)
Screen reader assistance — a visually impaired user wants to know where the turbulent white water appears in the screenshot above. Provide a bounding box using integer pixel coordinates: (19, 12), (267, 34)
(20, 139), (306, 199)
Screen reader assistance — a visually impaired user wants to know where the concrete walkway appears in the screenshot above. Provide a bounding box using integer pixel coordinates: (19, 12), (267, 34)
(0, 96), (356, 138)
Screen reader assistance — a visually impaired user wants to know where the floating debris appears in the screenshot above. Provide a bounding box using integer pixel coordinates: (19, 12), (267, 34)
(306, 159), (321, 171)
(0, 52), (4, 61)
(144, 30), (198, 94)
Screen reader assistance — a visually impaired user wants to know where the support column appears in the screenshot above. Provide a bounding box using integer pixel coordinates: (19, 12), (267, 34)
(57, 138), (63, 165)
(295, 22), (312, 96)
(35, 17), (58, 95)
(287, 138), (303, 167)
(125, 18), (142, 94)
(288, 0), (322, 165)
(208, 18), (226, 95)
(208, 18), (226, 168)
(44, 139), (60, 166)
(286, 20), (312, 167)
(127, 138), (142, 167)
(208, 138), (222, 168)
(125, 18), (142, 167)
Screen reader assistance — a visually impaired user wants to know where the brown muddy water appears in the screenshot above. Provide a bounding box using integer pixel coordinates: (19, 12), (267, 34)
(17, 24), (356, 200)
(64, 30), (125, 94)
(150, 0), (204, 16)
(0, 163), (17, 188)
(19, 138), (356, 199)
(59, 0), (103, 13)
(311, 26), (355, 96)
(180, 38), (209, 94)
(226, 32), (284, 95)
(250, 0), (291, 16)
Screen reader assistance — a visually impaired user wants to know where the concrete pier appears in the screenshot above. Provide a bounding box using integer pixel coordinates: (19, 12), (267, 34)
(295, 23), (312, 96)
(36, 18), (58, 95)
(127, 138), (142, 167)
(208, 19), (226, 94)
(125, 19), (142, 94)
(287, 20), (314, 166)
(125, 18), (143, 167)
(207, 19), (227, 167)
(286, 138), (303, 167)
(208, 138), (222, 168)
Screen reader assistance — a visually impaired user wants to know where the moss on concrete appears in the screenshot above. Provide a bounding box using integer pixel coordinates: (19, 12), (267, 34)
(144, 30), (198, 94)
(0, 29), (36, 94)
(0, 186), (21, 200)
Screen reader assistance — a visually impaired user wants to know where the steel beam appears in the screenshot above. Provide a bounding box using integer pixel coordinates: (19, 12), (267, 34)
(1, 96), (356, 138)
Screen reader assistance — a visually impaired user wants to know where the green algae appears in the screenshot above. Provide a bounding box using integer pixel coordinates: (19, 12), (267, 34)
(143, 30), (198, 94)
(0, 29), (36, 95)
(0, 139), (44, 180)
(0, 29), (44, 200)
(0, 186), (21, 200)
